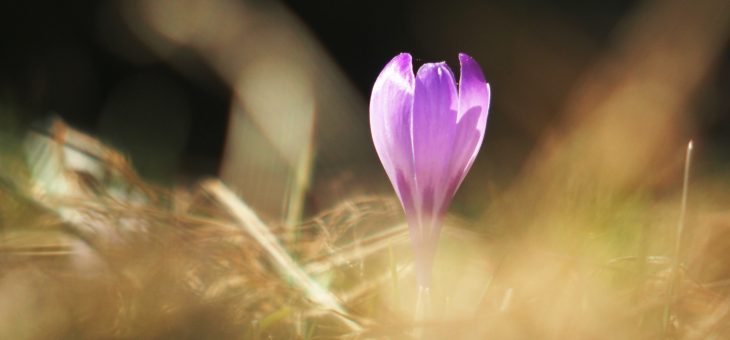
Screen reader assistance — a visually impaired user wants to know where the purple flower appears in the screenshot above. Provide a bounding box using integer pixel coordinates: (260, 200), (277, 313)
(370, 53), (491, 287)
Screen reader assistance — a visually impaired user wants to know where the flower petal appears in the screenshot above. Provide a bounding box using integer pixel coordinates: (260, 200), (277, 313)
(369, 53), (416, 211)
(412, 62), (459, 222)
(457, 53), (490, 128)
(438, 53), (491, 211)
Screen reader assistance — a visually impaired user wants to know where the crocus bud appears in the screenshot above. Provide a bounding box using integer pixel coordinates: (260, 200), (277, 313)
(370, 53), (491, 287)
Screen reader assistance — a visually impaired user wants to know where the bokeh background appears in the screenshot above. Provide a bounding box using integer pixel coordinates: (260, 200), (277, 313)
(2, 0), (728, 222)
(2, 0), (730, 338)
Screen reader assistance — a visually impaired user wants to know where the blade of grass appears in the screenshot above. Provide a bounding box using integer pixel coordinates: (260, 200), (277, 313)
(304, 224), (408, 275)
(284, 133), (315, 240)
(663, 140), (693, 335)
(259, 305), (292, 334)
(201, 179), (361, 332)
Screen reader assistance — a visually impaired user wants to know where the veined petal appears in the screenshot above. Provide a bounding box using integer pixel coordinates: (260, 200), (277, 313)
(439, 53), (491, 212)
(412, 62), (458, 223)
(369, 53), (416, 211)
(371, 53), (491, 289)
(457, 53), (490, 127)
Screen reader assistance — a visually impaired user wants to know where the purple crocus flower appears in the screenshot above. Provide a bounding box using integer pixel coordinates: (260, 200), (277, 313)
(370, 53), (491, 288)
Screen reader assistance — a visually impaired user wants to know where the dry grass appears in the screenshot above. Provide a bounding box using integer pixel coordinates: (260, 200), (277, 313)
(0, 120), (412, 339)
(2, 106), (730, 340)
(3, 0), (730, 337)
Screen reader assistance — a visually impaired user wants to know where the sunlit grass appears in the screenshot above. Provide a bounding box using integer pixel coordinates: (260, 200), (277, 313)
(2, 0), (730, 338)
(1, 119), (730, 339)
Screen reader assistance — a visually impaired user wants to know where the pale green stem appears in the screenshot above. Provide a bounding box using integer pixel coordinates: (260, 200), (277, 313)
(413, 285), (431, 339)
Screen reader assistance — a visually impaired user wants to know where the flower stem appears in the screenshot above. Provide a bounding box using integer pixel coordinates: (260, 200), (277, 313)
(413, 285), (431, 338)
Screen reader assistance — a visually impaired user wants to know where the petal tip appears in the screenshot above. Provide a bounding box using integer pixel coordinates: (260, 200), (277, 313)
(416, 62), (454, 80)
(458, 53), (473, 62)
(458, 53), (486, 85)
(381, 53), (413, 77)
(372, 53), (415, 96)
(458, 53), (481, 71)
(393, 53), (414, 75)
(392, 52), (412, 64)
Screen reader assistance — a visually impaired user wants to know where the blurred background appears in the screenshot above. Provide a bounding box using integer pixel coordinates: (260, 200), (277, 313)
(2, 0), (728, 223)
(2, 0), (730, 338)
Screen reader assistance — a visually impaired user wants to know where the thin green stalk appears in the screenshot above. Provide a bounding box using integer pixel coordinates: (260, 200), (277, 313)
(285, 134), (315, 240)
(663, 140), (693, 336)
